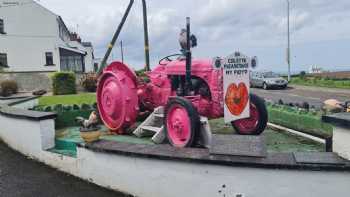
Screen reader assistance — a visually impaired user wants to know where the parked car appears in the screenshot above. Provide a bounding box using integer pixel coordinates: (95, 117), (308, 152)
(250, 71), (288, 89)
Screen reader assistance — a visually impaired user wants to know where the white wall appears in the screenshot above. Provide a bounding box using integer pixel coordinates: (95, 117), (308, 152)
(84, 46), (94, 72)
(0, 0), (60, 72)
(333, 126), (350, 160)
(76, 148), (350, 197)
(0, 115), (55, 156)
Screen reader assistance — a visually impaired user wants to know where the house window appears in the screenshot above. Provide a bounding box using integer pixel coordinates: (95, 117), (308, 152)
(0, 53), (8, 67)
(0, 19), (5, 34)
(45, 52), (54, 65)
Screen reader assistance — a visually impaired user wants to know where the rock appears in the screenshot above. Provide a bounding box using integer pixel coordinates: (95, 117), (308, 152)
(32, 89), (47, 96)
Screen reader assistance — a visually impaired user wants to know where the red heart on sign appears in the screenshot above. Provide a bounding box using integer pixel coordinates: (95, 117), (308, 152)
(225, 82), (249, 116)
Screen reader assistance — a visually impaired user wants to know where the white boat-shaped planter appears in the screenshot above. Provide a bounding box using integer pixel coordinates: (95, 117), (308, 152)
(1, 97), (350, 197)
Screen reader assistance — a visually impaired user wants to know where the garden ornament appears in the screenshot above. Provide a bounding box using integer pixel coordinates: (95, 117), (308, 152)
(76, 111), (99, 129)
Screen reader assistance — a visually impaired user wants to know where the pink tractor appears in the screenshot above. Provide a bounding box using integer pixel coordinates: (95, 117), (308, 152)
(96, 1), (268, 148)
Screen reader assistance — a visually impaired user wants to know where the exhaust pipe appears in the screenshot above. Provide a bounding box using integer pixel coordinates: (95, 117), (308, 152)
(185, 17), (192, 95)
(142, 0), (151, 71)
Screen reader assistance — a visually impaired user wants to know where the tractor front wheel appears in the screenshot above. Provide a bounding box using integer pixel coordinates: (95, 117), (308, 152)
(164, 97), (200, 148)
(231, 94), (268, 135)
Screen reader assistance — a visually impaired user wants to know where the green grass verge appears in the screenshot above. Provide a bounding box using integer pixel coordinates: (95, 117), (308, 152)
(267, 104), (333, 138)
(54, 125), (324, 155)
(290, 77), (350, 89)
(39, 93), (96, 106)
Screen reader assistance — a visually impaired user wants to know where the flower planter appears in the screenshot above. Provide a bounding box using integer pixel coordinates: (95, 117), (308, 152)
(80, 127), (101, 143)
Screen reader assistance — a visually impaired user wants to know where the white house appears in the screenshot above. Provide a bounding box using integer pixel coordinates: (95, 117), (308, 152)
(0, 0), (94, 73)
(309, 65), (323, 74)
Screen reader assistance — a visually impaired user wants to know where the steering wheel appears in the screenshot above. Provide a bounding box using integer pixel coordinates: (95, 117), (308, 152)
(159, 54), (183, 65)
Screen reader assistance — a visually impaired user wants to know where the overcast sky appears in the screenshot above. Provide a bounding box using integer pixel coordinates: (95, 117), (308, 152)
(37, 0), (350, 73)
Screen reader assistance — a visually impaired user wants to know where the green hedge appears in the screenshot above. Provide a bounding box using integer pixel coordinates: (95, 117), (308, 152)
(51, 72), (77, 95)
(267, 104), (333, 138)
(32, 103), (97, 129)
(55, 110), (93, 129)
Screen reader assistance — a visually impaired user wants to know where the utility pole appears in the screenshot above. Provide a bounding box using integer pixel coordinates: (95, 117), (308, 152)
(287, 0), (291, 81)
(120, 40), (124, 63)
(142, 0), (151, 71)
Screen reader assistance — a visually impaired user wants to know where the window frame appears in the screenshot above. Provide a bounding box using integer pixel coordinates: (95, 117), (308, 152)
(45, 52), (54, 66)
(0, 19), (5, 34)
(0, 53), (8, 67)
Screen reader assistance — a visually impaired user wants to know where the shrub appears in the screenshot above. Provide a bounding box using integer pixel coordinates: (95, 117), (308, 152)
(0, 80), (18, 97)
(92, 102), (98, 110)
(135, 69), (150, 82)
(63, 105), (73, 111)
(80, 72), (97, 92)
(53, 104), (64, 112)
(51, 72), (76, 95)
(73, 104), (80, 110)
(44, 106), (52, 112)
(299, 71), (306, 79)
(81, 103), (91, 111)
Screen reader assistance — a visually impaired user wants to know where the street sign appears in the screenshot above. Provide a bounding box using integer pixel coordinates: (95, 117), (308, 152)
(223, 52), (251, 123)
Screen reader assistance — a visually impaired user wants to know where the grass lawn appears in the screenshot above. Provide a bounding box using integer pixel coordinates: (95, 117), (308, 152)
(209, 118), (324, 152)
(54, 125), (324, 156)
(39, 93), (96, 106)
(289, 77), (350, 89)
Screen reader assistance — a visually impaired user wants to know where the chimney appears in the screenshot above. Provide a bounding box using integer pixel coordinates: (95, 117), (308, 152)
(70, 32), (81, 43)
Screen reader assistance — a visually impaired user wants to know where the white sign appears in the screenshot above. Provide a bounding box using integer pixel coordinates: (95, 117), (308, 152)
(223, 52), (251, 123)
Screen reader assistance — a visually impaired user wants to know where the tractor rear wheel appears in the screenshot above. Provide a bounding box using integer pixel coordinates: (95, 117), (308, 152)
(231, 94), (268, 135)
(97, 62), (139, 134)
(164, 97), (200, 148)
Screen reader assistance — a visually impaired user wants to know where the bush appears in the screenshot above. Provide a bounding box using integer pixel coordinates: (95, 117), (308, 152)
(80, 72), (97, 92)
(51, 72), (76, 95)
(135, 69), (150, 82)
(81, 103), (91, 111)
(0, 80), (18, 97)
(299, 71), (306, 79)
(53, 104), (64, 112)
(73, 104), (80, 110)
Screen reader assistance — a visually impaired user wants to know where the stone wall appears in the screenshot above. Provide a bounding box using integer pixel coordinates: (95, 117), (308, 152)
(0, 72), (85, 92)
(0, 72), (53, 92)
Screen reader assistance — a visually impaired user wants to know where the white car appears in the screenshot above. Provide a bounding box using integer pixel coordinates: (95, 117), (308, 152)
(250, 71), (288, 90)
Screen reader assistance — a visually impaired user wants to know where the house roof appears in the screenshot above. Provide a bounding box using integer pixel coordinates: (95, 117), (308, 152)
(59, 46), (86, 55)
(57, 16), (70, 35)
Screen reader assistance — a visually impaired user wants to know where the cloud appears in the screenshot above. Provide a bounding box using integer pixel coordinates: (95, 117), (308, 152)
(37, 0), (350, 71)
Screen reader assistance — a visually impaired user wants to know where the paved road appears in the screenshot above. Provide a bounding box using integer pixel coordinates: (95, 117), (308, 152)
(0, 141), (128, 197)
(252, 85), (350, 109)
